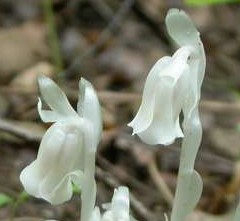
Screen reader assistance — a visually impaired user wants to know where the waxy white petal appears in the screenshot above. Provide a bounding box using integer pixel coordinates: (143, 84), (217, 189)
(129, 47), (191, 145)
(37, 98), (63, 123)
(166, 9), (200, 46)
(78, 78), (102, 145)
(20, 120), (85, 204)
(166, 9), (206, 119)
(38, 76), (77, 120)
(20, 75), (102, 221)
(137, 77), (182, 145)
(128, 56), (171, 134)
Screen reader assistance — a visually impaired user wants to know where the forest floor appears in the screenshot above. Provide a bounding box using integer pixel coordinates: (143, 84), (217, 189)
(0, 1), (240, 221)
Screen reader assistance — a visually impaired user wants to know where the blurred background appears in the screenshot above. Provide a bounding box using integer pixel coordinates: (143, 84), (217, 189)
(0, 0), (240, 221)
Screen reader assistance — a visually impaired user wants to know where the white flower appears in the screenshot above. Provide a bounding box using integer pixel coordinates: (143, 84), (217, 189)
(20, 76), (102, 205)
(90, 186), (137, 221)
(102, 186), (130, 221)
(128, 9), (205, 146)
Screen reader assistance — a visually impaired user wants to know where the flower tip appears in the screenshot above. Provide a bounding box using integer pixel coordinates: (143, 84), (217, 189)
(79, 77), (86, 86)
(37, 74), (50, 86)
(127, 122), (132, 128)
(166, 8), (181, 17)
(37, 75), (57, 94)
(77, 77), (102, 145)
(79, 77), (91, 90)
(166, 8), (199, 46)
(79, 77), (93, 101)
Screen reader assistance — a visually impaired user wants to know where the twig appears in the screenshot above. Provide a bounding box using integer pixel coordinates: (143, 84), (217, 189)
(132, 0), (169, 52)
(200, 100), (240, 114)
(2, 86), (240, 113)
(147, 156), (173, 207)
(89, 0), (114, 20)
(0, 117), (119, 144)
(0, 118), (45, 141)
(63, 0), (135, 76)
(97, 154), (155, 196)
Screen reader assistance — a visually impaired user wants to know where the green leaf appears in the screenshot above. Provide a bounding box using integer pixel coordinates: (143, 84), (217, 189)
(18, 191), (30, 203)
(0, 193), (13, 207)
(185, 0), (240, 6)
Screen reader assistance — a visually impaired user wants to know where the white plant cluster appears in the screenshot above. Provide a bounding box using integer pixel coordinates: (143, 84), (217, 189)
(129, 8), (206, 221)
(19, 8), (240, 221)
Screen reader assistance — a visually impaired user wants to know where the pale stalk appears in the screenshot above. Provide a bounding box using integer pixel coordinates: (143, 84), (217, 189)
(233, 201), (240, 221)
(80, 151), (96, 221)
(170, 108), (202, 221)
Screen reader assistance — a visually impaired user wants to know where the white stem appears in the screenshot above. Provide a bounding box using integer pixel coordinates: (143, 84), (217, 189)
(170, 108), (202, 221)
(233, 201), (240, 221)
(80, 151), (96, 221)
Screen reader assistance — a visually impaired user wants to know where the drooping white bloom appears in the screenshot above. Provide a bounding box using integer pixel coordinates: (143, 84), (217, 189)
(20, 76), (102, 206)
(128, 9), (205, 146)
(90, 186), (137, 221)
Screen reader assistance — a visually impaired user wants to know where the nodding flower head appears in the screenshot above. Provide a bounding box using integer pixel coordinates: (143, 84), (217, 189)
(128, 9), (206, 146)
(20, 76), (102, 205)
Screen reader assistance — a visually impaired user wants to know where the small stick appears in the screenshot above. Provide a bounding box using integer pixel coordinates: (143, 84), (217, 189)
(147, 157), (174, 207)
(2, 87), (240, 114)
(63, 0), (135, 76)
(89, 0), (114, 20)
(0, 118), (44, 141)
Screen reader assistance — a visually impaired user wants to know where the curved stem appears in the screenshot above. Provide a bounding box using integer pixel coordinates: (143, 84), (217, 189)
(170, 108), (202, 221)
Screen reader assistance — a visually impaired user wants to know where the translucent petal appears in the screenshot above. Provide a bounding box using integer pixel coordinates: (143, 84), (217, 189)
(130, 48), (190, 145)
(38, 76), (77, 119)
(183, 54), (205, 120)
(137, 76), (182, 145)
(139, 60), (190, 145)
(166, 9), (206, 120)
(77, 78), (102, 145)
(37, 98), (63, 122)
(40, 124), (84, 204)
(128, 56), (171, 134)
(20, 120), (85, 204)
(20, 124), (66, 197)
(40, 170), (84, 205)
(166, 9), (200, 46)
